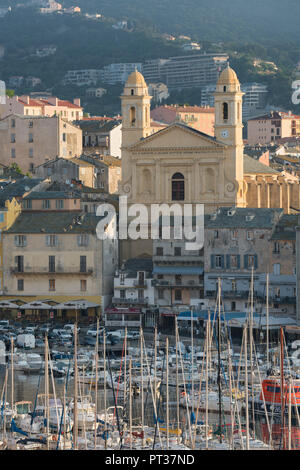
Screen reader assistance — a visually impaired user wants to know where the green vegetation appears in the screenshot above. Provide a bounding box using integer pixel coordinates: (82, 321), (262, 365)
(0, 2), (300, 115)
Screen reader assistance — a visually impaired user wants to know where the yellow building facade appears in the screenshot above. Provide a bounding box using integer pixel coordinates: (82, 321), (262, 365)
(120, 67), (300, 215)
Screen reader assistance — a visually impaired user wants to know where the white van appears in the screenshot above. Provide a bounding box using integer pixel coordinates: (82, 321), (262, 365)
(17, 334), (35, 349)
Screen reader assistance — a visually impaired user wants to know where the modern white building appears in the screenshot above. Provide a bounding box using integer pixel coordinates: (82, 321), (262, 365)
(100, 63), (142, 85)
(63, 70), (102, 87)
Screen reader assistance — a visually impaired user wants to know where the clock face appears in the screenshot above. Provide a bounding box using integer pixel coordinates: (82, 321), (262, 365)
(221, 130), (229, 138)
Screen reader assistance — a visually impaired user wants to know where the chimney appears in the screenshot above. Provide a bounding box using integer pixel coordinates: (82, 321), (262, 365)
(73, 98), (81, 107)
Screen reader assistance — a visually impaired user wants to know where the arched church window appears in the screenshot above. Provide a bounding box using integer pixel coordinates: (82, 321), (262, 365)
(223, 86), (227, 92)
(130, 106), (136, 126)
(223, 102), (228, 121)
(172, 173), (184, 201)
(131, 89), (134, 96)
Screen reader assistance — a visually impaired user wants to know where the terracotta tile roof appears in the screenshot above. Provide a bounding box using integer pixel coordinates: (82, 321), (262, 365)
(17, 97), (82, 109)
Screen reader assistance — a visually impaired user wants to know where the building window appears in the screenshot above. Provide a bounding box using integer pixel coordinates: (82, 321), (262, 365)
(273, 263), (281, 275)
(62, 133), (66, 142)
(17, 279), (24, 291)
(80, 280), (87, 291)
(10, 133), (16, 143)
(231, 280), (237, 291)
(49, 256), (55, 273)
(56, 200), (64, 209)
(29, 121), (33, 128)
(273, 242), (280, 253)
(157, 274), (164, 280)
(120, 289), (125, 299)
(215, 255), (222, 268)
(223, 102), (228, 121)
(172, 173), (184, 201)
(23, 200), (32, 209)
(231, 255), (238, 268)
(156, 247), (163, 256)
(248, 255), (256, 268)
(158, 288), (164, 299)
(16, 256), (24, 273)
(11, 148), (16, 158)
(175, 274), (182, 285)
(28, 133), (33, 143)
(174, 247), (181, 256)
(49, 279), (55, 291)
(174, 289), (182, 301)
(29, 148), (34, 158)
(231, 230), (238, 240)
(77, 234), (89, 246)
(246, 231), (253, 240)
(42, 200), (51, 209)
(120, 274), (125, 285)
(11, 119), (15, 128)
(46, 235), (58, 246)
(80, 255), (87, 273)
(130, 106), (136, 126)
(214, 230), (219, 239)
(14, 235), (27, 247)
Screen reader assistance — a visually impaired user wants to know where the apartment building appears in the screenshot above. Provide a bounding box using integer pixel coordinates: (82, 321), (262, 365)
(63, 69), (102, 87)
(2, 206), (118, 318)
(0, 95), (83, 121)
(201, 82), (268, 119)
(78, 119), (122, 158)
(150, 104), (215, 135)
(204, 207), (284, 313)
(247, 110), (300, 145)
(100, 63), (142, 85)
(142, 53), (229, 90)
(0, 114), (82, 173)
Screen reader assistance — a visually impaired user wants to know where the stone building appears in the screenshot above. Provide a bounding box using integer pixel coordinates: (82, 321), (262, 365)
(0, 114), (82, 173)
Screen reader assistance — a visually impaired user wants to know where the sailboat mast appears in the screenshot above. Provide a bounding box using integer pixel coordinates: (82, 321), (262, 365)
(10, 338), (14, 418)
(217, 278), (222, 443)
(140, 326), (144, 447)
(73, 323), (78, 450)
(94, 316), (99, 448)
(104, 330), (107, 450)
(244, 324), (250, 450)
(166, 337), (169, 450)
(266, 273), (269, 365)
(280, 326), (285, 449)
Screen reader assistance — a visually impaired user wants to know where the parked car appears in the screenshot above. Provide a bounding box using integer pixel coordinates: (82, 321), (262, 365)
(63, 324), (80, 334)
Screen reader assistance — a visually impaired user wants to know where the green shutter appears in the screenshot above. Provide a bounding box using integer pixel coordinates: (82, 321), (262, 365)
(226, 254), (230, 269)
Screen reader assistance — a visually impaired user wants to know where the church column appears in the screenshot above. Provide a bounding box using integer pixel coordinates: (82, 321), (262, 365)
(266, 183), (270, 208)
(155, 161), (160, 202)
(257, 184), (261, 208)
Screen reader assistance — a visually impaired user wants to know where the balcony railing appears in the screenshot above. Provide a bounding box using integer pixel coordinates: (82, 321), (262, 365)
(11, 267), (93, 276)
(133, 280), (147, 288)
(112, 297), (148, 305)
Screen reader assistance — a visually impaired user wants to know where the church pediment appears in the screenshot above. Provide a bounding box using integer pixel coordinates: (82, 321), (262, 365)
(129, 123), (226, 152)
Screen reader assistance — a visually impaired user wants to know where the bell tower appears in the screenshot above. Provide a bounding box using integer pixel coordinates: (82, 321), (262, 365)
(121, 70), (151, 149)
(214, 65), (245, 206)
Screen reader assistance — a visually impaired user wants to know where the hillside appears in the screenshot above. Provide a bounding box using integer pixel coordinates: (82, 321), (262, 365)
(60, 0), (300, 44)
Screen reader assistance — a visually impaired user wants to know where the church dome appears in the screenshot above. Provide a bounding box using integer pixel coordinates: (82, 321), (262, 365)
(217, 65), (239, 85)
(126, 70), (147, 87)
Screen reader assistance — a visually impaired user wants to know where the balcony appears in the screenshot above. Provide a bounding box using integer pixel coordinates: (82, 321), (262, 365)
(11, 267), (93, 276)
(133, 280), (147, 288)
(153, 255), (203, 262)
(112, 297), (148, 305)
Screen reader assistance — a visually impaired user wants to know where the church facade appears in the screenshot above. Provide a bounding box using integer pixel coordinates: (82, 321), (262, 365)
(119, 66), (300, 215)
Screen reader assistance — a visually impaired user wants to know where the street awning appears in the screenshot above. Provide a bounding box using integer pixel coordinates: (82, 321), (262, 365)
(54, 300), (100, 309)
(20, 301), (55, 310)
(0, 301), (20, 309)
